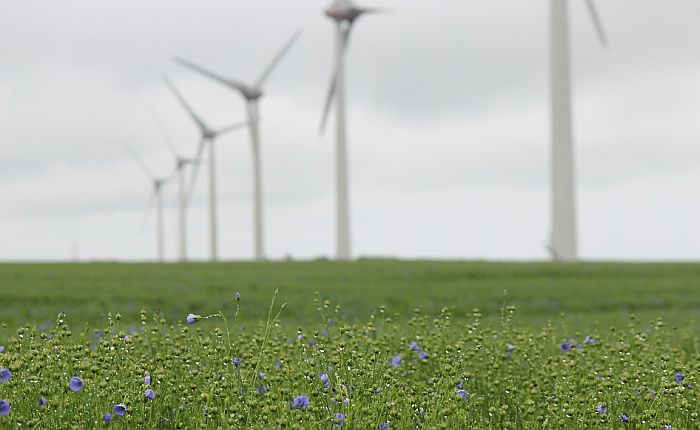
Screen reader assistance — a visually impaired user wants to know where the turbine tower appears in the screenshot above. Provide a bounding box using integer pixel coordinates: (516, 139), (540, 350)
(149, 109), (196, 262)
(126, 144), (168, 262)
(175, 31), (301, 262)
(549, 0), (607, 261)
(164, 77), (248, 262)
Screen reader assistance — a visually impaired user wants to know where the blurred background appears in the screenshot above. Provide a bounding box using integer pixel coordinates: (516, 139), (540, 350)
(1, 0), (699, 262)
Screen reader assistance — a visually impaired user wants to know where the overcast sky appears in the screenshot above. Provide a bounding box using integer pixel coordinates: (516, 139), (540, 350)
(1, 0), (699, 262)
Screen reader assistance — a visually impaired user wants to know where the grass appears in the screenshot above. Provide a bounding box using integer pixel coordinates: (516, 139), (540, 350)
(1, 261), (699, 428)
(0, 260), (699, 334)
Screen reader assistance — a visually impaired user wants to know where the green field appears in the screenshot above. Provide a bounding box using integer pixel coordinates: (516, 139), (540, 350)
(1, 261), (699, 428)
(1, 261), (699, 334)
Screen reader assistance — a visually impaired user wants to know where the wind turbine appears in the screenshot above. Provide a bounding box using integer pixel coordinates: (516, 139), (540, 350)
(175, 30), (301, 262)
(126, 143), (168, 262)
(149, 109), (196, 262)
(319, 0), (382, 260)
(549, 0), (607, 261)
(164, 76), (248, 262)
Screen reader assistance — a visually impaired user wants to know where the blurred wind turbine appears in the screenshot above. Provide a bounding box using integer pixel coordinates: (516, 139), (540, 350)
(149, 109), (196, 262)
(126, 143), (168, 262)
(320, 0), (383, 260)
(164, 77), (248, 262)
(175, 30), (301, 262)
(549, 0), (607, 261)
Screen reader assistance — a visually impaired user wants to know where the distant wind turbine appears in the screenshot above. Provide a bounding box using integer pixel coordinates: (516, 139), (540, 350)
(175, 30), (301, 262)
(549, 0), (607, 261)
(126, 143), (168, 262)
(320, 0), (383, 260)
(149, 109), (196, 262)
(164, 76), (248, 262)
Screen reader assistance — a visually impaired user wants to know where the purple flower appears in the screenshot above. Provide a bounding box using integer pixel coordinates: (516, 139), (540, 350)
(103, 412), (112, 423)
(410, 341), (420, 352)
(0, 400), (10, 416)
(0, 346), (4, 353)
(321, 327), (329, 337)
(69, 376), (84, 392)
(320, 373), (330, 389)
(456, 389), (469, 400)
(113, 404), (127, 416)
(379, 422), (389, 430)
(258, 371), (265, 380)
(343, 397), (350, 404)
(186, 313), (200, 325)
(620, 414), (629, 423)
(235, 291), (240, 301)
(419, 407), (425, 415)
(675, 372), (685, 385)
(507, 343), (515, 352)
(665, 425), (672, 430)
(275, 359), (282, 369)
(144, 373), (151, 386)
(418, 351), (429, 360)
(233, 357), (242, 366)
(584, 336), (597, 344)
(596, 403), (607, 414)
(335, 412), (345, 427)
(290, 395), (310, 410)
(0, 369), (11, 382)
(144, 389), (155, 400)
(560, 340), (573, 352)
(38, 397), (47, 407)
(256, 385), (267, 395)
(391, 355), (402, 367)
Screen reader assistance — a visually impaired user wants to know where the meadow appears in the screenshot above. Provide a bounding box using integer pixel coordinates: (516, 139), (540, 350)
(0, 261), (698, 428)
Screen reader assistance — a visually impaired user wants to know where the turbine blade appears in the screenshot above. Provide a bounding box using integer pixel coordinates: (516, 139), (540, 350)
(215, 120), (249, 136)
(319, 24), (351, 135)
(163, 76), (208, 132)
(126, 143), (154, 180)
(255, 30), (302, 87)
(186, 136), (208, 205)
(319, 70), (337, 135)
(175, 57), (249, 95)
(148, 108), (178, 158)
(584, 0), (608, 48)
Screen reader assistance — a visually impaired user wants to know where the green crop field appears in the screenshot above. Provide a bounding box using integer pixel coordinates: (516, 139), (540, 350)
(0, 261), (698, 428)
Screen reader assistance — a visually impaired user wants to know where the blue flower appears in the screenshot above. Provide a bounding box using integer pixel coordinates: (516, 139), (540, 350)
(675, 372), (685, 385)
(38, 397), (47, 407)
(320, 373), (330, 389)
(391, 355), (402, 367)
(620, 414), (629, 423)
(69, 376), (84, 392)
(186, 314), (200, 325)
(113, 404), (127, 416)
(258, 372), (265, 380)
(290, 395), (310, 410)
(0, 369), (11, 383)
(0, 400), (10, 416)
(343, 397), (350, 404)
(379, 421), (389, 430)
(235, 291), (241, 301)
(321, 327), (329, 337)
(584, 336), (598, 344)
(103, 412), (112, 423)
(560, 340), (573, 352)
(418, 351), (429, 360)
(256, 385), (267, 395)
(665, 425), (672, 430)
(456, 389), (469, 400)
(144, 373), (151, 386)
(410, 341), (420, 352)
(595, 403), (607, 414)
(335, 412), (345, 427)
(144, 389), (155, 400)
(0, 346), (4, 353)
(233, 357), (242, 366)
(275, 359), (282, 369)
